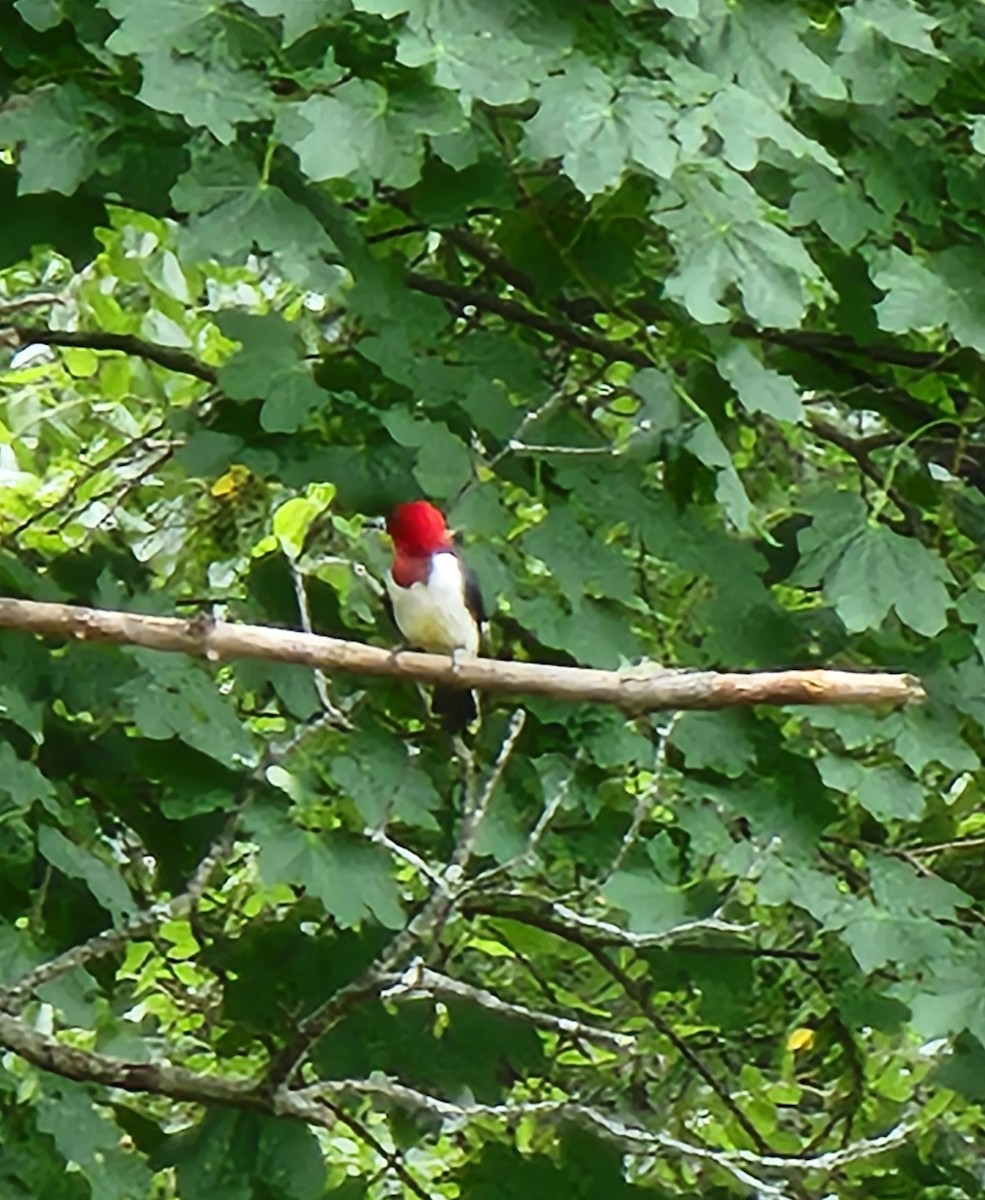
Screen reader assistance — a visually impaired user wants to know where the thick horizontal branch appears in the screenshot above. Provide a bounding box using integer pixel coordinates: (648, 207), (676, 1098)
(0, 1008), (908, 1193)
(0, 598), (924, 713)
(0, 1010), (260, 1107)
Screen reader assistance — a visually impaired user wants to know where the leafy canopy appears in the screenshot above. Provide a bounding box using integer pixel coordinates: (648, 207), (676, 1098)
(2, 1), (985, 1198)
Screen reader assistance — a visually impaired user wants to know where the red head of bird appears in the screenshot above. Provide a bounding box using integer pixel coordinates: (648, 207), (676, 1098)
(386, 501), (452, 558)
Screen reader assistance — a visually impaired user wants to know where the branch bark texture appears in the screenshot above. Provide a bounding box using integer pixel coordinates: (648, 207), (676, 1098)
(0, 597), (925, 712)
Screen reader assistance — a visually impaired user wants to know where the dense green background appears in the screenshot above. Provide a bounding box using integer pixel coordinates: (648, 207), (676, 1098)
(2, 0), (985, 1196)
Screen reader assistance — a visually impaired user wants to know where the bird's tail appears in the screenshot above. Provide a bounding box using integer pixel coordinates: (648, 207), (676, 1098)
(431, 686), (478, 734)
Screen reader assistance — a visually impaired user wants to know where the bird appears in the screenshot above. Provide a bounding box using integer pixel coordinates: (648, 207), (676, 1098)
(382, 500), (485, 732)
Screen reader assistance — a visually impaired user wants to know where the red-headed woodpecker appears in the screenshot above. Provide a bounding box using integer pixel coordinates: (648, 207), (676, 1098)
(383, 500), (485, 732)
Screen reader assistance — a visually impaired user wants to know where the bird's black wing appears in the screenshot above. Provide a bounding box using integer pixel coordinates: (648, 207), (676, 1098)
(461, 557), (485, 630)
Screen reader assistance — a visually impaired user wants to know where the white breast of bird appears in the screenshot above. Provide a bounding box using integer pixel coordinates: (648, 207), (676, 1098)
(387, 551), (480, 655)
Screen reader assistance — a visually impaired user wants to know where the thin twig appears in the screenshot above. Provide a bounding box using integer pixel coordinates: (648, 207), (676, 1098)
(5, 421), (170, 540)
(906, 835), (985, 857)
(0, 292), (63, 314)
(0, 805), (244, 1015)
(288, 558), (352, 730)
(305, 1094), (435, 1200)
(451, 708), (526, 872)
(466, 763), (574, 891)
(598, 713), (680, 887)
(366, 830), (449, 892)
(378, 960), (634, 1051)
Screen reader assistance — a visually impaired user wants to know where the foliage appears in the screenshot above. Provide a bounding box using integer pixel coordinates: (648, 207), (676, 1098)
(2, 0), (985, 1196)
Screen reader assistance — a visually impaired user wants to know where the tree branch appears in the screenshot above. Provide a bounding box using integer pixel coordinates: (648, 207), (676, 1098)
(379, 961), (634, 1051)
(0, 803), (244, 1014)
(0, 1005), (908, 1199)
(462, 892), (820, 960)
(5, 326), (219, 384)
(0, 598), (925, 713)
(406, 273), (654, 368)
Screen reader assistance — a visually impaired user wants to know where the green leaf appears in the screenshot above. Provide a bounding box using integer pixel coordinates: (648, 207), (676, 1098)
(630, 368), (682, 438)
(381, 409), (473, 499)
(684, 423), (752, 531)
(137, 51), (270, 145)
(717, 342), (804, 422)
(217, 311), (333, 432)
(818, 757), (925, 821)
(166, 1109), (255, 1200)
(655, 165), (824, 327)
(892, 709), (978, 774)
(37, 1081), (152, 1200)
(708, 84), (840, 175)
(332, 733), (442, 831)
(846, 0), (945, 60)
(249, 806), (404, 928)
(525, 61), (625, 198)
(522, 507), (637, 609)
(934, 1038), (985, 1101)
(239, 0), (337, 45)
(789, 166), (880, 250)
(397, 0), (561, 107)
(603, 867), (689, 934)
(102, 0), (218, 53)
(118, 651), (256, 768)
(708, 3), (846, 102)
(906, 935), (985, 1044)
(37, 826), (134, 922)
(279, 79), (460, 189)
(0, 83), (107, 195)
(870, 243), (985, 353)
(0, 743), (55, 815)
(273, 484), (335, 559)
(617, 81), (678, 179)
(256, 1118), (326, 1200)
(956, 585), (985, 661)
(872, 248), (956, 340)
(823, 524), (952, 635)
(655, 0), (697, 13)
(671, 711), (756, 778)
(171, 145), (335, 272)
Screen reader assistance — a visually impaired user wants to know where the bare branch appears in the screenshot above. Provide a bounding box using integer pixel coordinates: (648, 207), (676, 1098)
(470, 761), (576, 890)
(300, 1077), (907, 1194)
(267, 858), (476, 1086)
(406, 273), (653, 369)
(452, 708), (526, 871)
(366, 829), (449, 891)
(598, 713), (680, 887)
(905, 834), (985, 856)
(5, 326), (219, 383)
(462, 892), (819, 963)
(379, 960), (634, 1051)
(302, 1093), (434, 1200)
(288, 558), (353, 730)
(0, 1009), (260, 1105)
(0, 598), (926, 714)
(0, 809), (243, 1015)
(0, 292), (64, 314)
(0, 1010), (908, 1198)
